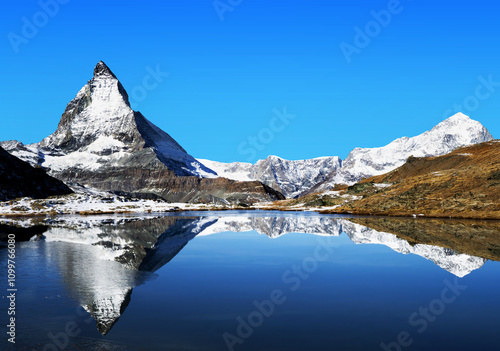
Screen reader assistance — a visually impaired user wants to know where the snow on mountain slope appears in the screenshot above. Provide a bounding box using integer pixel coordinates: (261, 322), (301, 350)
(9, 61), (216, 178)
(309, 113), (493, 192)
(198, 155), (342, 198)
(199, 113), (492, 198)
(197, 159), (253, 182)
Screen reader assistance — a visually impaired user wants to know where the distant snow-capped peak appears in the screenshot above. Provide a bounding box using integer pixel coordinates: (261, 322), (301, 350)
(314, 112), (493, 189)
(198, 155), (342, 198)
(200, 113), (493, 197)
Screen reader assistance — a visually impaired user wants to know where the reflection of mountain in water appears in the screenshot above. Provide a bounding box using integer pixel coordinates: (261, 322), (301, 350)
(197, 216), (342, 238)
(197, 216), (488, 277)
(37, 214), (497, 335)
(43, 217), (210, 335)
(341, 221), (487, 278)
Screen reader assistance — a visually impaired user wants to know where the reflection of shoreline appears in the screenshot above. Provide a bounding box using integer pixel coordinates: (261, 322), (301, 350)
(341, 220), (486, 278)
(195, 216), (488, 277)
(7, 213), (497, 335)
(346, 217), (500, 263)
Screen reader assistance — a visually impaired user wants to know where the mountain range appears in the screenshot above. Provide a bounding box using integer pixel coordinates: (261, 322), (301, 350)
(201, 113), (493, 198)
(1, 62), (283, 205)
(0, 61), (495, 206)
(198, 156), (342, 198)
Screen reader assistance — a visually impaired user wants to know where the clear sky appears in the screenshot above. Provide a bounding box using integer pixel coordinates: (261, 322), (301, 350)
(2, 0), (500, 163)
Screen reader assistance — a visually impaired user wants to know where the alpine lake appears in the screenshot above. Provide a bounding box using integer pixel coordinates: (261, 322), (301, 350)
(1, 211), (500, 351)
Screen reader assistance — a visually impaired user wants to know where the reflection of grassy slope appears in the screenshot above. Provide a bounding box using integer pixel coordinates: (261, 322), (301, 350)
(347, 217), (500, 262)
(326, 140), (500, 219)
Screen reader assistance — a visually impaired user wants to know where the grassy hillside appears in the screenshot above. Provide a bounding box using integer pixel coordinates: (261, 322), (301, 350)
(324, 140), (500, 219)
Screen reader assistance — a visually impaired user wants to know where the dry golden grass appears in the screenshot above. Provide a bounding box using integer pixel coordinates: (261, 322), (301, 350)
(324, 140), (500, 219)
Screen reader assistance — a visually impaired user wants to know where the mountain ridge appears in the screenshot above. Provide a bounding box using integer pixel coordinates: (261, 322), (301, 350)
(200, 113), (493, 198)
(198, 155), (342, 198)
(1, 62), (284, 205)
(307, 113), (493, 194)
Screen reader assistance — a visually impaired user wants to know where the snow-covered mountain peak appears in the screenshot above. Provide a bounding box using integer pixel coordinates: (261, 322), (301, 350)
(309, 113), (494, 190)
(93, 60), (117, 79)
(5, 62), (217, 179)
(438, 112), (471, 124)
(430, 112), (491, 138)
(39, 61), (134, 153)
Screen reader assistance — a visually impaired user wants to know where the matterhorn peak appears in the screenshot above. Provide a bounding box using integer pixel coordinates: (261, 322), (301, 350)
(93, 60), (117, 78)
(29, 62), (218, 179)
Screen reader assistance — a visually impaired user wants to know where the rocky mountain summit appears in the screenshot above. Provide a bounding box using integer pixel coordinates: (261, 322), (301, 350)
(2, 62), (283, 205)
(199, 155), (341, 198)
(308, 113), (493, 194)
(203, 113), (493, 198)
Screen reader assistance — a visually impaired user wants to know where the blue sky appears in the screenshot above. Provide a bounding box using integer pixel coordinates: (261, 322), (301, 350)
(2, 0), (500, 163)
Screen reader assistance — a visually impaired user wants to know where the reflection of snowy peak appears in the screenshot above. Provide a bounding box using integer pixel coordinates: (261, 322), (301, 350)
(35, 214), (490, 336)
(39, 214), (487, 278)
(340, 220), (486, 277)
(196, 216), (342, 238)
(198, 155), (341, 198)
(312, 113), (493, 191)
(251, 216), (342, 238)
(196, 216), (486, 276)
(45, 241), (141, 335)
(42, 217), (197, 335)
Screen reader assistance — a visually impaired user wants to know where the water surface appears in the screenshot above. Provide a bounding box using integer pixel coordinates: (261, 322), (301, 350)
(1, 211), (499, 351)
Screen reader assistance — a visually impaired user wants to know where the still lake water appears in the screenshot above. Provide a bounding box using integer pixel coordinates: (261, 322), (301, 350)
(1, 211), (500, 351)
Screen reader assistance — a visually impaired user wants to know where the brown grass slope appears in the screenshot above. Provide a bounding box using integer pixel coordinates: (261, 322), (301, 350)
(327, 140), (500, 219)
